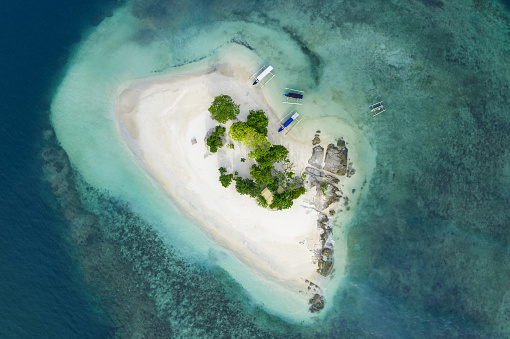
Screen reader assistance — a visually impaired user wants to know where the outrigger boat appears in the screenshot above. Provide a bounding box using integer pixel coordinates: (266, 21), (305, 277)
(283, 88), (304, 105)
(250, 65), (276, 88)
(370, 101), (386, 116)
(277, 110), (301, 135)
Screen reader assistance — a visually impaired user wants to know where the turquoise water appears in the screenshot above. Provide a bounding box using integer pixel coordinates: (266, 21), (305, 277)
(44, 0), (510, 337)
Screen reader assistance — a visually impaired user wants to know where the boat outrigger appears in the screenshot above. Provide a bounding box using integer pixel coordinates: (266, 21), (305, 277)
(250, 65), (276, 88)
(278, 110), (301, 135)
(370, 101), (386, 116)
(283, 88), (304, 105)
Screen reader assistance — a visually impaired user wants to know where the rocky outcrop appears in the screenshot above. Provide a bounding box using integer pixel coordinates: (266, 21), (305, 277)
(312, 135), (321, 145)
(305, 166), (323, 177)
(309, 293), (325, 312)
(314, 183), (342, 211)
(323, 144), (348, 175)
(315, 212), (335, 278)
(317, 258), (333, 276)
(324, 174), (340, 184)
(308, 145), (324, 168)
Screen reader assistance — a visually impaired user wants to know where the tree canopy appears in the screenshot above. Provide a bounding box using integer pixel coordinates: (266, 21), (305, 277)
(206, 125), (226, 153)
(229, 122), (271, 159)
(246, 110), (269, 136)
(208, 95), (240, 123)
(234, 177), (261, 197)
(250, 164), (274, 186)
(256, 144), (289, 166)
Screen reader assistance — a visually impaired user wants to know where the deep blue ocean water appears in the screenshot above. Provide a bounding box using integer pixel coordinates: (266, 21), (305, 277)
(0, 1), (116, 337)
(2, 0), (510, 337)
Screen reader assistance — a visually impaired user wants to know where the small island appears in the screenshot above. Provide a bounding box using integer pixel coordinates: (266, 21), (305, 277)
(114, 68), (355, 314)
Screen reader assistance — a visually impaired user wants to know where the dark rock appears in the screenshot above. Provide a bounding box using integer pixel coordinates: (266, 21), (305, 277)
(337, 139), (345, 148)
(317, 213), (328, 224)
(329, 209), (336, 216)
(320, 231), (329, 240)
(312, 135), (321, 145)
(322, 248), (333, 256)
(317, 258), (334, 276)
(309, 294), (325, 312)
(323, 144), (348, 175)
(308, 146), (324, 168)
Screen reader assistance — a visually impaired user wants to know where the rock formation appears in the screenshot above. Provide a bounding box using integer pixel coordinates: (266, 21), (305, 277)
(309, 293), (325, 312)
(308, 145), (324, 168)
(323, 144), (348, 175)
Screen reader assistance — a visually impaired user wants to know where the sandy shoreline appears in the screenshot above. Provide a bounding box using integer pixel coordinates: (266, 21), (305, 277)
(114, 69), (333, 292)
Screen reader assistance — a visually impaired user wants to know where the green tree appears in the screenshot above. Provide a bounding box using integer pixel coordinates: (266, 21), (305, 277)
(229, 122), (270, 159)
(219, 173), (234, 188)
(269, 187), (306, 210)
(256, 145), (289, 166)
(234, 177), (261, 197)
(207, 126), (226, 153)
(269, 192), (294, 210)
(250, 164), (274, 186)
(246, 110), (269, 136)
(257, 195), (268, 208)
(208, 95), (240, 123)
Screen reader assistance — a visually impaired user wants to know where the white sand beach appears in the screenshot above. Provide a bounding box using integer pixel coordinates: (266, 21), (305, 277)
(113, 62), (366, 299)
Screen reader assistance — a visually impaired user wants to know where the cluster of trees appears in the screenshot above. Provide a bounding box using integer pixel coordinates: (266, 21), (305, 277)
(210, 95), (306, 211)
(206, 126), (226, 153)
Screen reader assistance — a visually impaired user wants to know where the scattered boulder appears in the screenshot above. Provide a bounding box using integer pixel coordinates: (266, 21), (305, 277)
(309, 294), (325, 312)
(337, 139), (345, 148)
(312, 135), (321, 145)
(308, 146), (324, 168)
(323, 144), (348, 175)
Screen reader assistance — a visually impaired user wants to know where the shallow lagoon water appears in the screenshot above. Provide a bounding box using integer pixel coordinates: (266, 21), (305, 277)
(42, 0), (510, 336)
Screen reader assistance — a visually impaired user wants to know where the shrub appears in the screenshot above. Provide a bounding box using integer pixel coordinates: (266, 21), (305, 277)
(241, 158), (246, 162)
(207, 126), (226, 153)
(208, 95), (240, 123)
(257, 195), (268, 208)
(291, 187), (306, 199)
(246, 110), (269, 136)
(234, 177), (261, 198)
(219, 173), (234, 188)
(219, 167), (227, 174)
